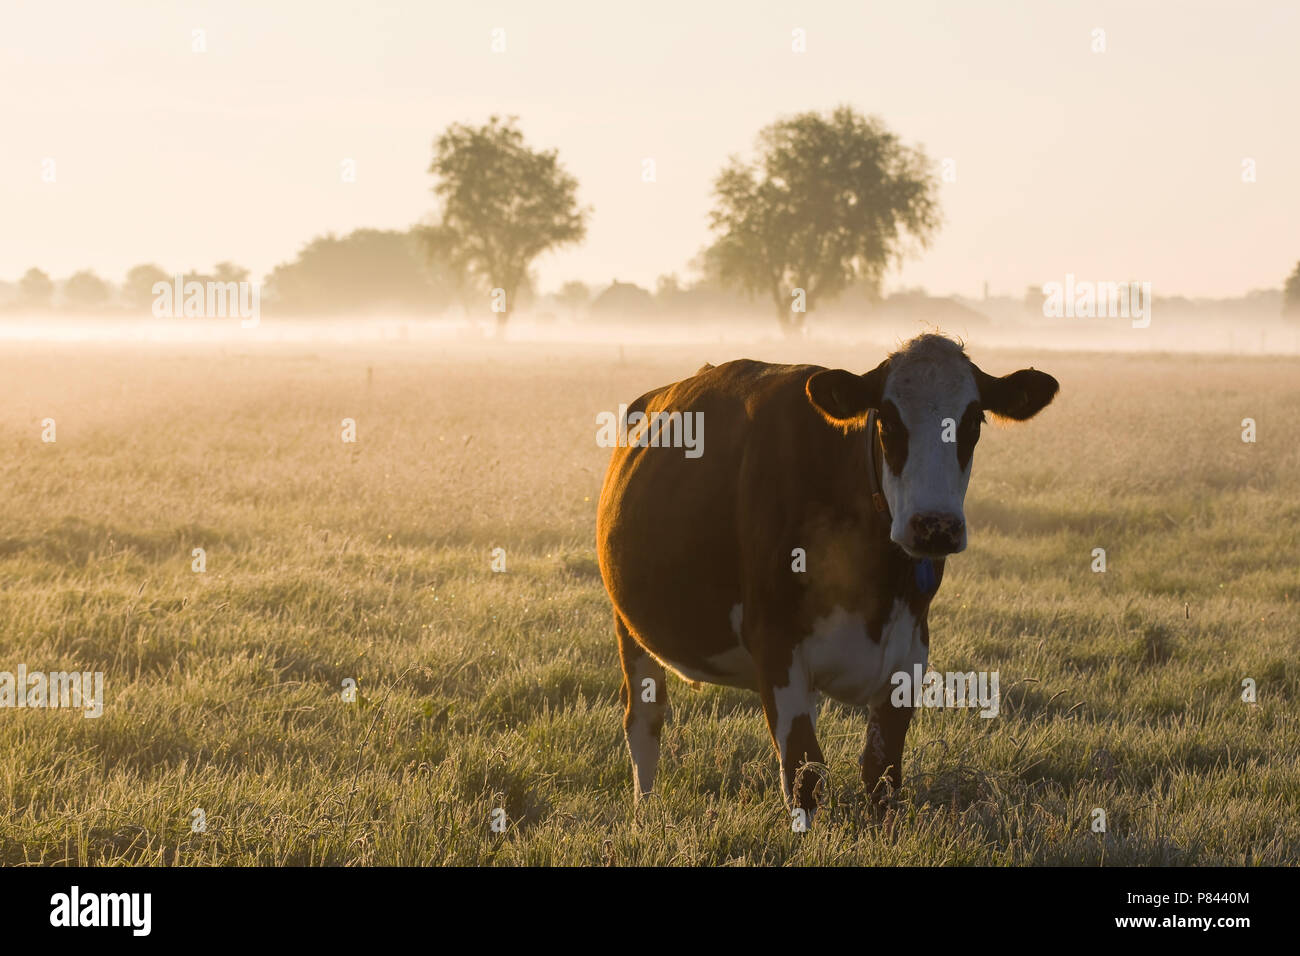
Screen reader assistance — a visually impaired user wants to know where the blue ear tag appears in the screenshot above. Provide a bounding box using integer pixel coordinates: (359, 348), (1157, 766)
(914, 558), (936, 595)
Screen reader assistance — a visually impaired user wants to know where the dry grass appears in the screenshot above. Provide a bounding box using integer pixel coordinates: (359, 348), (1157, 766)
(0, 336), (1296, 865)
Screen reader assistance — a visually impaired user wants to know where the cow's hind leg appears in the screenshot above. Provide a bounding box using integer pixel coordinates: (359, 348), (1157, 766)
(615, 613), (668, 801)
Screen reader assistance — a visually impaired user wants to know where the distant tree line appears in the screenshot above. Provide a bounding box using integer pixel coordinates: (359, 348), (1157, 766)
(7, 261), (251, 313)
(7, 251), (1296, 327)
(5, 107), (1300, 329)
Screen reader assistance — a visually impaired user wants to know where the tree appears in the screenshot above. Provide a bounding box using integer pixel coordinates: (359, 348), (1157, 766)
(654, 273), (686, 313)
(705, 106), (940, 334)
(124, 263), (169, 310)
(63, 270), (111, 310)
(1024, 284), (1046, 315)
(265, 228), (454, 314)
(1284, 261), (1300, 318)
(423, 116), (589, 332)
(18, 268), (54, 308)
(213, 262), (250, 284)
(591, 280), (655, 317)
(554, 280), (590, 317)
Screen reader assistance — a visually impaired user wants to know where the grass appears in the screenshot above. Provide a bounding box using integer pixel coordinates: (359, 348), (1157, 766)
(0, 336), (1297, 865)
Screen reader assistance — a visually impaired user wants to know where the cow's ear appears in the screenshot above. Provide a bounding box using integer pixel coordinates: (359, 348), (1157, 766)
(974, 365), (1059, 421)
(806, 359), (889, 427)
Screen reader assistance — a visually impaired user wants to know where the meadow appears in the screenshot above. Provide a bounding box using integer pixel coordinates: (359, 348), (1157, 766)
(1, 333), (1297, 865)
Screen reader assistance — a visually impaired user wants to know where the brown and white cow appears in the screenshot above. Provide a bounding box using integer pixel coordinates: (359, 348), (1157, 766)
(596, 333), (1058, 816)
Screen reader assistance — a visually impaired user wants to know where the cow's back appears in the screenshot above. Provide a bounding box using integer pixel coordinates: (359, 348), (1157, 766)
(596, 360), (824, 682)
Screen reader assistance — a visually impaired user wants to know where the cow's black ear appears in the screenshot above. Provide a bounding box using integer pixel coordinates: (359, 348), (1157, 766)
(975, 366), (1059, 421)
(806, 359), (889, 427)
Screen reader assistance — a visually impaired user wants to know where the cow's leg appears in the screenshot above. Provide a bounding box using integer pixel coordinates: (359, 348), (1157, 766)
(615, 613), (668, 801)
(756, 649), (824, 818)
(861, 700), (914, 809)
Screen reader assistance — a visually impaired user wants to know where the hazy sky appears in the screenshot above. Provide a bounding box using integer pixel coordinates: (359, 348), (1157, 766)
(2, 0), (1296, 298)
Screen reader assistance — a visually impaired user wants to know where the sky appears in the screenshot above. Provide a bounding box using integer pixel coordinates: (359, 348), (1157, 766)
(1, 0), (1296, 299)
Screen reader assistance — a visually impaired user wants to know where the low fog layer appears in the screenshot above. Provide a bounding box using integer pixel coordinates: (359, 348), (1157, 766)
(3, 308), (1296, 357)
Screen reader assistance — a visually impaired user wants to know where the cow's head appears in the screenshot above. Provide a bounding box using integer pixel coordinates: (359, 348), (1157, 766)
(806, 334), (1058, 558)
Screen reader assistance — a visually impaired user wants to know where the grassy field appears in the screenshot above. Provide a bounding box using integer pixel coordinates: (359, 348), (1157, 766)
(1, 335), (1297, 865)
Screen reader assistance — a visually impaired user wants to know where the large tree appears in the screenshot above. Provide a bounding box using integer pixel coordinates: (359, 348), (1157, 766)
(1284, 261), (1300, 318)
(423, 116), (588, 332)
(705, 106), (940, 334)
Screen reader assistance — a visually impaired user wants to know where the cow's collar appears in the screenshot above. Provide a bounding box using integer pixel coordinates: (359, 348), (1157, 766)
(864, 408), (890, 521)
(866, 408), (938, 596)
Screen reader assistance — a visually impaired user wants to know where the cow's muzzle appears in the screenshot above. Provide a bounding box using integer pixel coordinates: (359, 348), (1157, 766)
(904, 511), (966, 557)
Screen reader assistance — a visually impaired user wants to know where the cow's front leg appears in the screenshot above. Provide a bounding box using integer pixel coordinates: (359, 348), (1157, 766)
(861, 700), (914, 810)
(756, 649), (824, 819)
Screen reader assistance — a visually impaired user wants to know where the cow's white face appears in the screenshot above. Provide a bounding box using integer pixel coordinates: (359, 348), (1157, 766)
(805, 334), (1059, 559)
(877, 348), (980, 556)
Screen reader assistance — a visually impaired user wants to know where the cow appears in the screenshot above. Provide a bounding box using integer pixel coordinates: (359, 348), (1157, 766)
(596, 333), (1058, 818)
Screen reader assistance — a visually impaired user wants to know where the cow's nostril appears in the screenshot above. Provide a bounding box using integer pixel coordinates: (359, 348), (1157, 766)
(908, 512), (965, 553)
